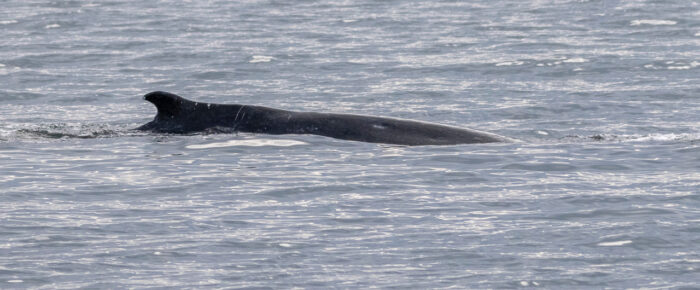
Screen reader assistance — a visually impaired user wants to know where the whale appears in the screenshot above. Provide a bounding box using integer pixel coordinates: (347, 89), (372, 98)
(137, 91), (509, 145)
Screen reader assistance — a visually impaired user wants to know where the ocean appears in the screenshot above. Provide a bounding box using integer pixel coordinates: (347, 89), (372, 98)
(1, 0), (699, 288)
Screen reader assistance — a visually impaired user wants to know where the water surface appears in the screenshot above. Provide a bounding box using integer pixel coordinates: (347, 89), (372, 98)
(1, 0), (699, 288)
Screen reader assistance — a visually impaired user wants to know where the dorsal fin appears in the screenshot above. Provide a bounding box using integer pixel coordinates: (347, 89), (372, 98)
(143, 91), (193, 118)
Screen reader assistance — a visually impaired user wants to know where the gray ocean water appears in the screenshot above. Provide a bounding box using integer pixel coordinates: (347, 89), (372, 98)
(1, 0), (699, 288)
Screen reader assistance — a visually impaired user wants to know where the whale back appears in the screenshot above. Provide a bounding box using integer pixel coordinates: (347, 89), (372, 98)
(137, 91), (510, 144)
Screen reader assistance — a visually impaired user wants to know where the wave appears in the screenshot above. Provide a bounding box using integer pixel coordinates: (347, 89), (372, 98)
(560, 133), (700, 144)
(0, 123), (145, 142)
(2, 123), (698, 146)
